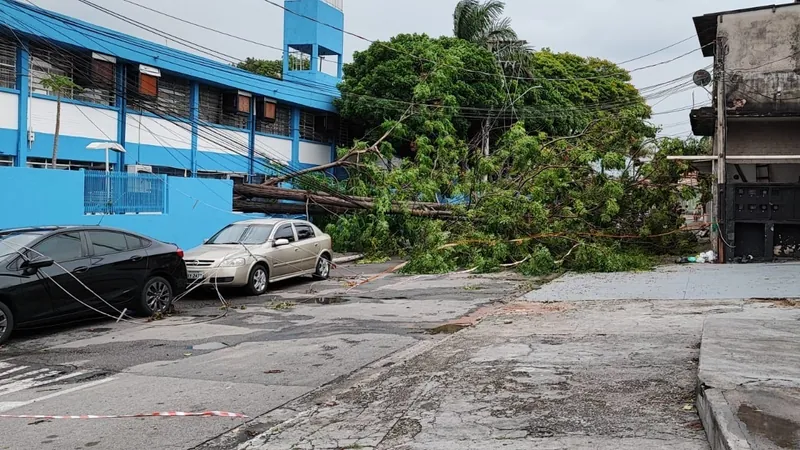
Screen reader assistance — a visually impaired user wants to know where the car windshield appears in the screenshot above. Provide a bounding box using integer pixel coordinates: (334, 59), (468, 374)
(0, 231), (47, 259)
(206, 224), (274, 245)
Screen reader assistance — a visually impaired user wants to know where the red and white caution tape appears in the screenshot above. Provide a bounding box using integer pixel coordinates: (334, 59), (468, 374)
(0, 410), (247, 419)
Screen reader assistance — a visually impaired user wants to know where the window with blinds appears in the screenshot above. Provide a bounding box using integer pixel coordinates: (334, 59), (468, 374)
(256, 104), (291, 136)
(198, 84), (248, 129)
(29, 44), (115, 106)
(0, 36), (15, 89)
(129, 73), (191, 118)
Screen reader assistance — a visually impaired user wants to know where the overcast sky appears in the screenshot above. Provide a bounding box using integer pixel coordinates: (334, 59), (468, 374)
(29, 0), (771, 136)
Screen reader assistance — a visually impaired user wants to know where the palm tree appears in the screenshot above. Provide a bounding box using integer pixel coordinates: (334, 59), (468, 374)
(41, 74), (81, 168)
(452, 0), (531, 72)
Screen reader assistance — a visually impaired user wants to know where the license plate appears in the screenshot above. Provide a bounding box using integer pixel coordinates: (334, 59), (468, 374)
(188, 272), (204, 280)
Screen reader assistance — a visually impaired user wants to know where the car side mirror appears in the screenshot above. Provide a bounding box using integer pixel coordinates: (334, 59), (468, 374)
(20, 256), (54, 274)
(274, 238), (290, 247)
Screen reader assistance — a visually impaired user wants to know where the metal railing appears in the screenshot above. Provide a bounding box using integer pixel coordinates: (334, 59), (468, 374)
(84, 171), (167, 215)
(322, 0), (342, 11)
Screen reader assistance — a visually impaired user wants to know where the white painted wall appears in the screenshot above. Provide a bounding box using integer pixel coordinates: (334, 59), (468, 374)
(126, 115), (191, 149)
(197, 126), (248, 156)
(29, 98), (117, 141)
(0, 92), (18, 131)
(299, 141), (332, 165)
(255, 135), (292, 163)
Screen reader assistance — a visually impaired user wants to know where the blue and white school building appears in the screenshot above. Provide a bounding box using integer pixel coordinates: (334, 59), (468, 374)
(0, 0), (346, 248)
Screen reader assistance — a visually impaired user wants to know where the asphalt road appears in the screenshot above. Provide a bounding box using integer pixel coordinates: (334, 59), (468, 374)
(0, 261), (526, 450)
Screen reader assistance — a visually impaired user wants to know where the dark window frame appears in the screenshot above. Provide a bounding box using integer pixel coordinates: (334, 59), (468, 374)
(273, 224), (296, 243)
(87, 230), (129, 257)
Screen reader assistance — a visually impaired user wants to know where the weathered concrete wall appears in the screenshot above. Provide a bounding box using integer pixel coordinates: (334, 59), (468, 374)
(720, 5), (800, 115)
(726, 120), (800, 156)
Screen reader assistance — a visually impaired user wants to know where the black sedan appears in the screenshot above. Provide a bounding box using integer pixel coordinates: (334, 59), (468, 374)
(0, 226), (187, 344)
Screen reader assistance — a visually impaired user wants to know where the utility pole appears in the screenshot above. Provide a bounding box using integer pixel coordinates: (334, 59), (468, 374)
(482, 114), (490, 183)
(713, 35), (727, 261)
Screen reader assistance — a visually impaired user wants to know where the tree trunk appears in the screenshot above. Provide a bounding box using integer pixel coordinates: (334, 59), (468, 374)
(52, 95), (62, 168)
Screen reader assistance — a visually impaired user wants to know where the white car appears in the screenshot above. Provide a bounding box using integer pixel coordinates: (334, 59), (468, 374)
(184, 218), (333, 295)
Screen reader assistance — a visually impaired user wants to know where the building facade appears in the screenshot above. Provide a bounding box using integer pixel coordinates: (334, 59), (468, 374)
(691, 2), (800, 261)
(0, 0), (346, 249)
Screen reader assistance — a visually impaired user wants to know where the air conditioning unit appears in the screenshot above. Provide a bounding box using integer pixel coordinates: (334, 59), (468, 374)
(223, 91), (252, 115)
(127, 164), (153, 174)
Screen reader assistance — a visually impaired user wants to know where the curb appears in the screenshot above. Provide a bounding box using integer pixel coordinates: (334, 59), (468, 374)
(695, 381), (751, 450)
(332, 254), (363, 264)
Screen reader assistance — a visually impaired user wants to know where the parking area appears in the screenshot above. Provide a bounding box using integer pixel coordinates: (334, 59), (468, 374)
(0, 261), (527, 450)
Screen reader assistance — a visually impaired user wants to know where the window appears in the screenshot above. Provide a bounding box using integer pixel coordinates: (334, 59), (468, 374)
(240, 225), (273, 245)
(32, 232), (83, 262)
(256, 104), (291, 136)
(199, 84), (247, 129)
(274, 225), (295, 243)
(124, 234), (146, 250)
(0, 35), (15, 89)
(129, 72), (191, 118)
(29, 44), (116, 106)
(89, 231), (128, 256)
(296, 224), (315, 241)
(299, 110), (316, 141)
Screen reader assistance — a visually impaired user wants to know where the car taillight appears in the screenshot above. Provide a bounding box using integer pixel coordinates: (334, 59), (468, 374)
(177, 249), (184, 258)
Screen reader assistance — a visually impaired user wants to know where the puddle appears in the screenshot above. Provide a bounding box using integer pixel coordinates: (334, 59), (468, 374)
(426, 324), (470, 335)
(299, 297), (350, 305)
(738, 404), (799, 449)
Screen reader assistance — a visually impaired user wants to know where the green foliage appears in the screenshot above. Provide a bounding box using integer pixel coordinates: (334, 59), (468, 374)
(319, 30), (705, 277)
(235, 56), (311, 79)
(41, 74), (80, 97)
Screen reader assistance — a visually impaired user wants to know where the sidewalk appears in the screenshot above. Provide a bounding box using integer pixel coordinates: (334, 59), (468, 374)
(696, 308), (800, 450)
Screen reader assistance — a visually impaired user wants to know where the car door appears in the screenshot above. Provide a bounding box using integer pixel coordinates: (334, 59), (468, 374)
(270, 223), (299, 278)
(83, 230), (149, 309)
(294, 223), (319, 271)
(15, 230), (93, 320)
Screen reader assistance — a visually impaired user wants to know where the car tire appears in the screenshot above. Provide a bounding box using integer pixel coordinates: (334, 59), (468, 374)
(139, 276), (173, 315)
(313, 254), (332, 280)
(246, 265), (269, 296)
(0, 302), (13, 345)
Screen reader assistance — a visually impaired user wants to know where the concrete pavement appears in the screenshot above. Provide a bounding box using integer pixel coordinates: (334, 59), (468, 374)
(0, 261), (525, 450)
(697, 312), (800, 450)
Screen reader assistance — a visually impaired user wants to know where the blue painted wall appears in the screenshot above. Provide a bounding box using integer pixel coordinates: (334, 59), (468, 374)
(0, 166), (253, 250)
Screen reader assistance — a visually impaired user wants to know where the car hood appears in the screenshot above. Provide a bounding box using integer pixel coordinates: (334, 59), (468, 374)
(184, 245), (251, 262)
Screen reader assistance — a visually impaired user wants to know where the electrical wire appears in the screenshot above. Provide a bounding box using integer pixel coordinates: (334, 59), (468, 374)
(260, 0), (715, 83)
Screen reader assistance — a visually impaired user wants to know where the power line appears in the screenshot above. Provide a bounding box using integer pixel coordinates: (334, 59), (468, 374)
(259, 0), (714, 83)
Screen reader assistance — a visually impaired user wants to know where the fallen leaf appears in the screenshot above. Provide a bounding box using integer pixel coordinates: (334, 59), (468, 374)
(683, 404), (694, 411)
(184, 352), (192, 357)
(264, 370), (284, 374)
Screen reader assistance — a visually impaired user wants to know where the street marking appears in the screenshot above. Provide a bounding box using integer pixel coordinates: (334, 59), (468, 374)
(0, 369), (50, 385)
(0, 377), (115, 413)
(0, 371), (86, 396)
(0, 366), (28, 377)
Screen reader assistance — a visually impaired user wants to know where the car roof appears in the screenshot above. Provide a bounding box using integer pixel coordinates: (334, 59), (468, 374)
(234, 218), (310, 226)
(0, 225), (154, 240)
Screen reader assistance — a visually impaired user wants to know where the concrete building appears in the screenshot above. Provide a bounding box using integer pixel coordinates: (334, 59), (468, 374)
(691, 2), (800, 261)
(0, 0), (345, 249)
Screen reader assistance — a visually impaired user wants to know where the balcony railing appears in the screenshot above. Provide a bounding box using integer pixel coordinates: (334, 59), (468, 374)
(322, 0), (342, 11)
(84, 171), (167, 215)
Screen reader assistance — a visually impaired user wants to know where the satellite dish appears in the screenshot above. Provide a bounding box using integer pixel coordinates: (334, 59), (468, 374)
(693, 69), (712, 87)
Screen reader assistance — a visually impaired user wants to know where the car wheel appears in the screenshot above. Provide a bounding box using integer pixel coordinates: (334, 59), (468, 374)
(140, 276), (173, 315)
(247, 265), (269, 296)
(0, 302), (13, 345)
(313, 254), (331, 280)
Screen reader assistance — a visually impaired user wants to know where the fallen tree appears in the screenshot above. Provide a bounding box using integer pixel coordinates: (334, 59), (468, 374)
(233, 184), (458, 218)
